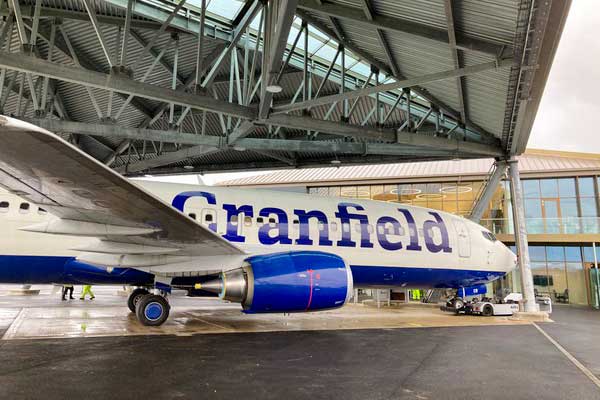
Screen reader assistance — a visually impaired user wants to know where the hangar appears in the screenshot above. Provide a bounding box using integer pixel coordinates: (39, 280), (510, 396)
(3, 1), (599, 398)
(0, 0), (571, 311)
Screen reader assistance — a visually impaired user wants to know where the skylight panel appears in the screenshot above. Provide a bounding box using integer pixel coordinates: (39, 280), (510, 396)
(202, 0), (245, 21)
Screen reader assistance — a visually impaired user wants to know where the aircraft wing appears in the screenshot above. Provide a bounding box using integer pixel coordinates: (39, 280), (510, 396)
(0, 116), (244, 267)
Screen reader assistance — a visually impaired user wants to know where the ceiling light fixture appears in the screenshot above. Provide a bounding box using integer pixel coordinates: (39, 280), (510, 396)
(266, 84), (283, 93)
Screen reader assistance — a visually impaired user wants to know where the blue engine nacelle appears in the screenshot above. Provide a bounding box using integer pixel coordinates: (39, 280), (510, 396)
(202, 251), (353, 313)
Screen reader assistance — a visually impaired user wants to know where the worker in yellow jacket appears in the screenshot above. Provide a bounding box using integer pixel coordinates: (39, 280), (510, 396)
(80, 285), (95, 300)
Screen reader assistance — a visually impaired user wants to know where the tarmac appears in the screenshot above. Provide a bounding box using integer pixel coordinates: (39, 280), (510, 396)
(0, 285), (599, 399)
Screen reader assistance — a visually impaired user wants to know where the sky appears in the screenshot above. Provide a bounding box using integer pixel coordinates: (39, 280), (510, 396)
(147, 0), (594, 186)
(528, 0), (599, 152)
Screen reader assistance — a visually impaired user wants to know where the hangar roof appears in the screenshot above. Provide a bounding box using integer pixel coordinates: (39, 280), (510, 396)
(0, 0), (571, 175)
(218, 149), (600, 187)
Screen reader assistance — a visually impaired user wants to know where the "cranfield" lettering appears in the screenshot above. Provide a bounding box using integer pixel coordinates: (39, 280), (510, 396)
(171, 191), (452, 253)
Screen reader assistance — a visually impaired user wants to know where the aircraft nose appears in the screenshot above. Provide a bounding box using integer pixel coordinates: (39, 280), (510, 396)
(498, 242), (517, 272)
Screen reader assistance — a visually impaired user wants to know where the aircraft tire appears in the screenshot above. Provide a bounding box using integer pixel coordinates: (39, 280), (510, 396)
(482, 305), (494, 317)
(136, 294), (170, 326)
(127, 288), (150, 313)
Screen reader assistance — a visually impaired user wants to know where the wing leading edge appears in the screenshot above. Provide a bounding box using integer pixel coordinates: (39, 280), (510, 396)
(0, 116), (243, 261)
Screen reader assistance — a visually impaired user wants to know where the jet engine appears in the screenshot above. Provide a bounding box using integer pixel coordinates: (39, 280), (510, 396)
(199, 251), (353, 313)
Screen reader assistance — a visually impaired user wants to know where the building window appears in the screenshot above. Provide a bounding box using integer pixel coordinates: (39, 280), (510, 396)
(329, 187), (341, 197)
(340, 186), (357, 198)
(0, 201), (8, 213)
(578, 177), (598, 233)
(316, 187), (329, 197)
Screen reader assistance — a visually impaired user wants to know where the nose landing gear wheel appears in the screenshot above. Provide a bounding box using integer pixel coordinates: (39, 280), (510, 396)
(127, 288), (149, 313)
(135, 294), (170, 326)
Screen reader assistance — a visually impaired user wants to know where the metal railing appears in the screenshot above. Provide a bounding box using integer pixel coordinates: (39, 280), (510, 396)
(479, 217), (600, 235)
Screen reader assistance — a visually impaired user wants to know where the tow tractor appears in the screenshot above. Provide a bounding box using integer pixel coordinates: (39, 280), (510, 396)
(441, 286), (552, 316)
(443, 292), (521, 316)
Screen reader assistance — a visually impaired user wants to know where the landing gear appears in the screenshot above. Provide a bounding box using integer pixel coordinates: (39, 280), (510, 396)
(135, 294), (170, 326)
(127, 288), (149, 313)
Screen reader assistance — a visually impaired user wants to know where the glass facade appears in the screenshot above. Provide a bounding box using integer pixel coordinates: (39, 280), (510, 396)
(308, 176), (600, 235)
(506, 245), (598, 306)
(308, 175), (600, 306)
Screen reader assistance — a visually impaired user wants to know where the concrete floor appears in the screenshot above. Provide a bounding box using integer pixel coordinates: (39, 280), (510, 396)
(0, 285), (599, 399)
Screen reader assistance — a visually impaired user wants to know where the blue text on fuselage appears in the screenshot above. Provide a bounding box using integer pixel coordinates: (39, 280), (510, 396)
(171, 191), (452, 254)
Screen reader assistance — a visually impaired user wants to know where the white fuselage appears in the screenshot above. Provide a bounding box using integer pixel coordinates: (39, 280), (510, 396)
(0, 180), (516, 288)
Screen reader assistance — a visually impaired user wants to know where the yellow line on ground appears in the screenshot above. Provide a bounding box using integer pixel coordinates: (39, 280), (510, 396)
(533, 322), (600, 390)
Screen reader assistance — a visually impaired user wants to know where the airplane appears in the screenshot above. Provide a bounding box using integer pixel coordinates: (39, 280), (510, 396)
(0, 116), (516, 326)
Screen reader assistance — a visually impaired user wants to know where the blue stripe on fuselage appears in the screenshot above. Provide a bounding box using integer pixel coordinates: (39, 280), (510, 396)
(0, 255), (504, 289)
(0, 255), (153, 285)
(350, 265), (505, 289)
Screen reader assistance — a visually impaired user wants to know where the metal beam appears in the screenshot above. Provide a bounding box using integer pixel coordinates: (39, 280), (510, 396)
(273, 59), (512, 114)
(443, 0), (467, 123)
(0, 51), (256, 119)
(201, 0), (262, 88)
(27, 118), (221, 146)
(128, 154), (483, 176)
(29, 21), (154, 118)
(174, 1), (261, 125)
(360, 0), (399, 77)
(26, 118), (474, 158)
(146, 42), (227, 128)
(295, 9), (494, 139)
(250, 149), (296, 166)
(103, 0), (221, 38)
(258, 0), (300, 119)
(297, 0), (509, 56)
(120, 0), (134, 66)
(227, 120), (256, 145)
(130, 0), (188, 73)
(8, 0), (28, 45)
(266, 114), (503, 156)
(468, 160), (508, 222)
(117, 144), (220, 173)
(115, 36), (176, 121)
(82, 0), (116, 67)
(129, 29), (184, 84)
(0, 5), (166, 31)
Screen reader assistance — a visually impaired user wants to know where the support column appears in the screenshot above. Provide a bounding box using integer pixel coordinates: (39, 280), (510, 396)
(508, 158), (539, 312)
(469, 160), (508, 223)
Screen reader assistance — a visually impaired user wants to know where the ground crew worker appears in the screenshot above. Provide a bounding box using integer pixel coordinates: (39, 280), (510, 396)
(80, 285), (95, 300)
(62, 284), (74, 301)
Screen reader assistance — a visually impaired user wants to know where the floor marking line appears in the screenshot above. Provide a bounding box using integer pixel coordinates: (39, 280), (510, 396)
(533, 322), (600, 390)
(1, 308), (26, 341)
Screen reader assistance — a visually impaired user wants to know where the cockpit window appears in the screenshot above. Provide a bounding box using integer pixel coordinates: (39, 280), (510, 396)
(482, 231), (497, 242)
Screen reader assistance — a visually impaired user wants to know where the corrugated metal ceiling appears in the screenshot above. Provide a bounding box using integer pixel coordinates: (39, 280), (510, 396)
(0, 0), (566, 174)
